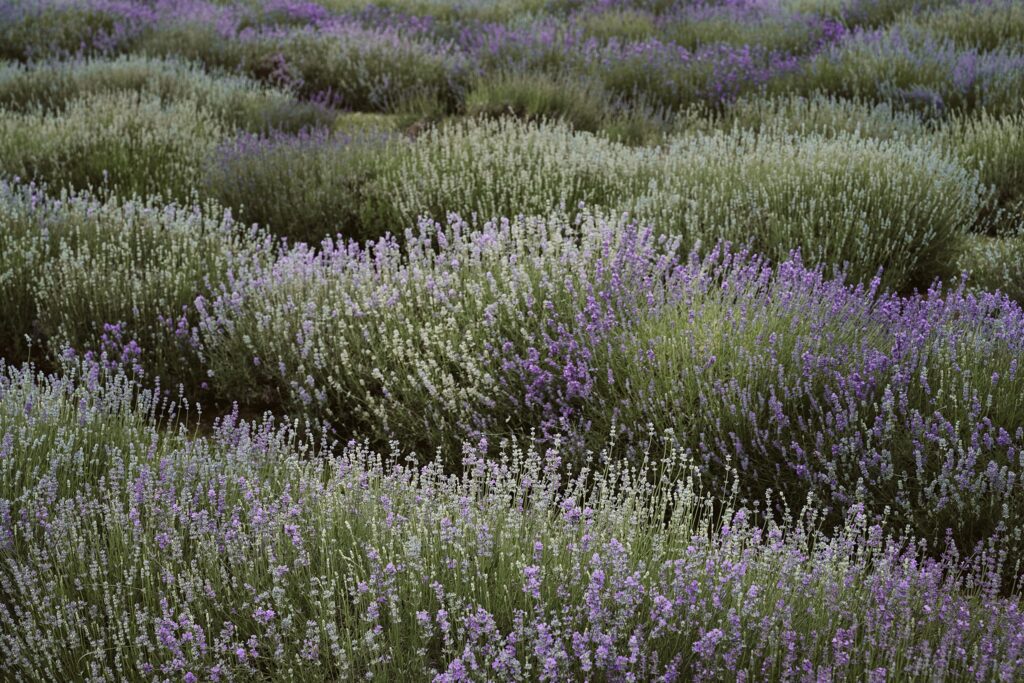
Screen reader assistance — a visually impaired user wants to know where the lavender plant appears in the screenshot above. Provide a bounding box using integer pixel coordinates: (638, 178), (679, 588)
(784, 26), (1024, 115)
(899, 0), (1024, 51)
(0, 183), (272, 388)
(958, 231), (1024, 303)
(1, 1), (1023, 677)
(372, 119), (983, 289)
(141, 19), (469, 114)
(0, 0), (158, 60)
(202, 128), (396, 244)
(0, 56), (337, 132)
(720, 93), (929, 140)
(196, 209), (1024, 563)
(939, 111), (1024, 232)
(0, 90), (222, 201)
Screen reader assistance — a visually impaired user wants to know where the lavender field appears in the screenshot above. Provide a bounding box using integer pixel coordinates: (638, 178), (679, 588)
(1, 0), (1024, 680)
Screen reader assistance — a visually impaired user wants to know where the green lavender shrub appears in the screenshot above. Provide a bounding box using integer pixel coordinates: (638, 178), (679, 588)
(0, 0), (147, 61)
(959, 231), (1024, 303)
(202, 129), (397, 244)
(721, 93), (929, 139)
(657, 7), (844, 54)
(370, 118), (983, 290)
(899, 0), (1024, 51)
(464, 71), (610, 133)
(576, 8), (658, 43)
(331, 111), (408, 136)
(780, 0), (951, 28)
(0, 91), (222, 201)
(940, 111), (1024, 233)
(643, 128), (982, 289)
(365, 118), (655, 230)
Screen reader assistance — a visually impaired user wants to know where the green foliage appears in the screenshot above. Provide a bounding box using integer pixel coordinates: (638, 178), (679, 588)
(5, 365), (1016, 680)
(959, 231), (1024, 303)
(369, 118), (983, 290)
(365, 117), (653, 229)
(722, 93), (929, 139)
(577, 9), (658, 42)
(781, 0), (952, 28)
(646, 128), (980, 290)
(465, 71), (609, 132)
(940, 111), (1024, 233)
(900, 0), (1024, 51)
(202, 130), (397, 244)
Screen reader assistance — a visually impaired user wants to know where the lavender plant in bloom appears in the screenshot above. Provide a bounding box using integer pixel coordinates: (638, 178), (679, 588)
(0, 182), (272, 388)
(787, 25), (1024, 115)
(196, 209), (1024, 567)
(1, 363), (1022, 680)
(0, 0), (159, 60)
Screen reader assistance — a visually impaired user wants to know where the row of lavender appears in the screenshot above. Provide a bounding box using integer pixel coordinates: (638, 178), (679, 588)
(2, 84), (1021, 288)
(2, 184), (1023, 588)
(3, 0), (1023, 115)
(2, 362), (1023, 680)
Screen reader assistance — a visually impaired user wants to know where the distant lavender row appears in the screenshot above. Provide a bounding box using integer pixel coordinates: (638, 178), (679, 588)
(1, 364), (1022, 680)
(5, 0), (1021, 113)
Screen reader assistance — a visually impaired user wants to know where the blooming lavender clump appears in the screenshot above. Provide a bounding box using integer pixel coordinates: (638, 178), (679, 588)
(1, 363), (1022, 680)
(195, 208), (1024, 565)
(0, 0), (159, 60)
(788, 25), (1024, 115)
(0, 182), (273, 389)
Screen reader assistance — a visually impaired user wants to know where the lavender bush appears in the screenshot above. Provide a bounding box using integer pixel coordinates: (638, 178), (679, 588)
(900, 0), (1024, 51)
(371, 119), (983, 289)
(0, 90), (222, 201)
(0, 56), (336, 132)
(0, 183), (272, 388)
(784, 26), (1024, 115)
(196, 210), (1024, 564)
(202, 127), (396, 243)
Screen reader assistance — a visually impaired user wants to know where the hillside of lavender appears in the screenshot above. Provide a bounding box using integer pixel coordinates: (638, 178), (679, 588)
(2, 0), (1024, 680)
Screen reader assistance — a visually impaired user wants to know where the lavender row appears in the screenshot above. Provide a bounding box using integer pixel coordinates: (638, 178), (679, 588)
(192, 208), (1024, 568)
(1, 363), (1022, 680)
(3, 0), (1022, 114)
(2, 183), (1021, 560)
